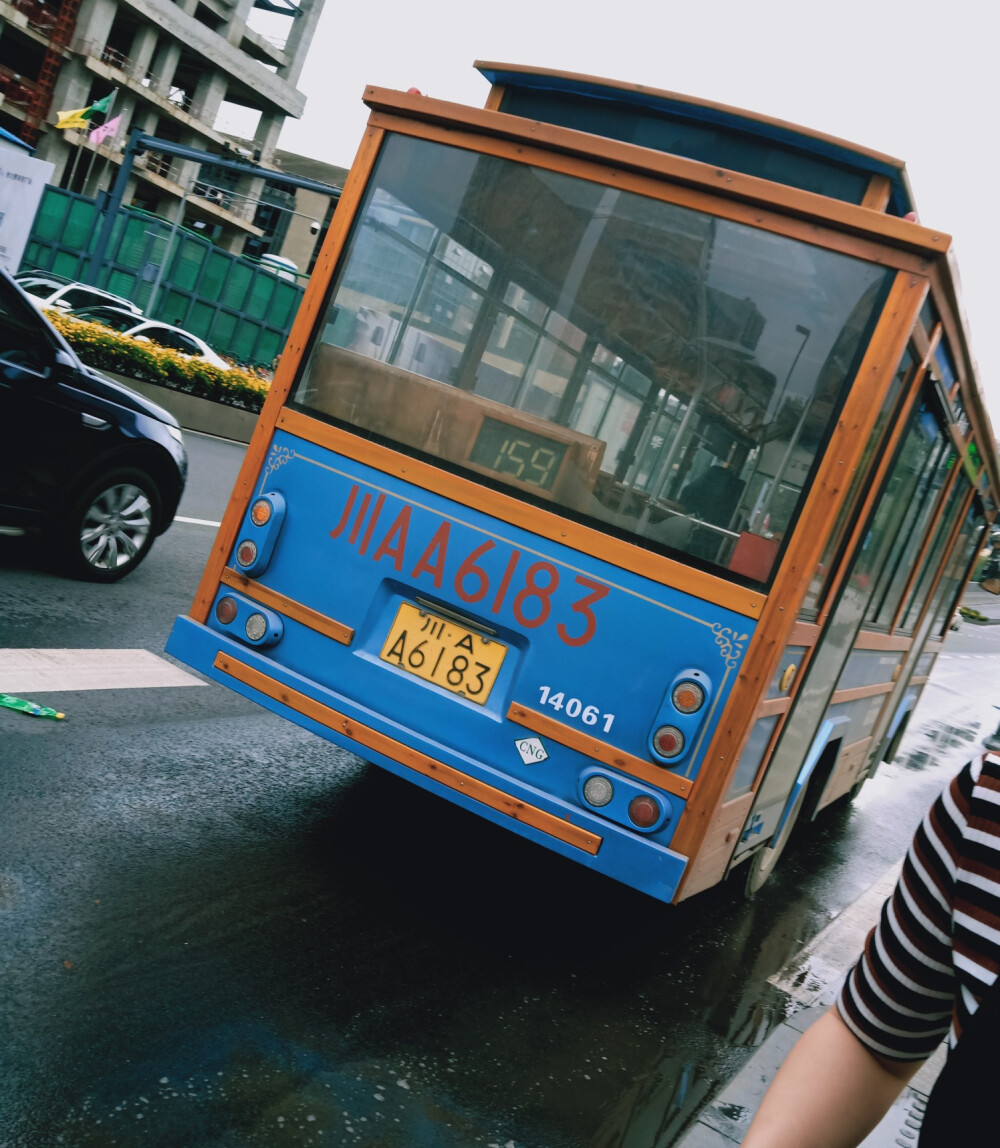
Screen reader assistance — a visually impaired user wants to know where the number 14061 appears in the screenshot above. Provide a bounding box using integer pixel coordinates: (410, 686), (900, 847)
(538, 685), (615, 732)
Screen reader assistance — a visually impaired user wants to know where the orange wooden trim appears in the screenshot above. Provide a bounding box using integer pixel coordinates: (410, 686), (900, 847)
(907, 479), (977, 640)
(674, 791), (755, 901)
(756, 696), (791, 718)
(889, 456), (960, 633)
(363, 90), (949, 264)
(829, 681), (895, 705)
(910, 675), (930, 686)
(861, 174), (892, 212)
(366, 107), (936, 276)
(853, 630), (912, 652)
(926, 262), (1000, 504)
(219, 567), (355, 645)
(948, 424), (969, 456)
(275, 408), (766, 620)
(817, 734), (875, 809)
(843, 735), (875, 755)
(788, 621), (821, 646)
(473, 61), (910, 169)
(920, 322), (943, 371)
(671, 270), (927, 862)
(483, 83), (505, 112)
(215, 652), (602, 855)
(818, 361), (928, 626)
(910, 321), (930, 362)
(506, 702), (693, 799)
(187, 126), (387, 625)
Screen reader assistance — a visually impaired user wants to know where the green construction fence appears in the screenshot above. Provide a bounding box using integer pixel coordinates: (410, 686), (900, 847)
(22, 186), (306, 368)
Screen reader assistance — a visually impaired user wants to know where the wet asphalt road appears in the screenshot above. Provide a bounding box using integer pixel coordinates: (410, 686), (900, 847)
(1, 432), (998, 1148)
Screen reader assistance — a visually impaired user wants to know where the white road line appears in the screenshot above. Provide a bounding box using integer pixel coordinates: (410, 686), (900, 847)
(0, 649), (204, 693)
(175, 515), (222, 527)
(768, 861), (902, 1007)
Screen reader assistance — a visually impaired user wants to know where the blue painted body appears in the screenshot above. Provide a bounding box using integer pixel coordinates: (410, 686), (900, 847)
(167, 430), (757, 903)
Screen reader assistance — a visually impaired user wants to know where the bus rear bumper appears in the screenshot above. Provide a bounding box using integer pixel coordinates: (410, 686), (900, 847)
(167, 615), (690, 905)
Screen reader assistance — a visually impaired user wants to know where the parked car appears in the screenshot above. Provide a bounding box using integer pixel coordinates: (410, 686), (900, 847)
(0, 267), (187, 581)
(258, 253), (298, 281)
(67, 304), (231, 370)
(14, 270), (142, 316)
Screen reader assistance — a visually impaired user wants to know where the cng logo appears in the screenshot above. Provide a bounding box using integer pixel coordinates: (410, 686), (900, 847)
(515, 737), (548, 765)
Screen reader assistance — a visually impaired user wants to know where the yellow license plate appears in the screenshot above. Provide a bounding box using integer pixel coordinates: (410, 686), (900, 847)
(379, 602), (506, 705)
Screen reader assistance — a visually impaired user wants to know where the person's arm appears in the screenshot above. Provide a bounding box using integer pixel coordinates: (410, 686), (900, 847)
(741, 1007), (922, 1148)
(743, 759), (977, 1148)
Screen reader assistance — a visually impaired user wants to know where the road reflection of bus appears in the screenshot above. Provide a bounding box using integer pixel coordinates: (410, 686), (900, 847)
(168, 64), (999, 903)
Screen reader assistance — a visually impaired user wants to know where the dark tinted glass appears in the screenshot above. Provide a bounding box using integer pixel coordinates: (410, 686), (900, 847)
(295, 135), (890, 587)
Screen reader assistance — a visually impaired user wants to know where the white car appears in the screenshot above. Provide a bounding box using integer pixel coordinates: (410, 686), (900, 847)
(15, 270), (142, 315)
(67, 305), (232, 371)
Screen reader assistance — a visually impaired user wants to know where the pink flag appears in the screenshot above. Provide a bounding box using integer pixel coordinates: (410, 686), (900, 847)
(89, 114), (122, 145)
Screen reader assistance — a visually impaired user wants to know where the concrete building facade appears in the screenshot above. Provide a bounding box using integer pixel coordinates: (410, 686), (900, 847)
(0, 0), (325, 253)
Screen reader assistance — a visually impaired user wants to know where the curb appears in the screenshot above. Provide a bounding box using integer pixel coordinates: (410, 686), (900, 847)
(676, 1007), (945, 1147)
(108, 373), (258, 444)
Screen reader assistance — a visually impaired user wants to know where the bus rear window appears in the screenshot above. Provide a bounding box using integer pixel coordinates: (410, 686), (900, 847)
(293, 134), (890, 587)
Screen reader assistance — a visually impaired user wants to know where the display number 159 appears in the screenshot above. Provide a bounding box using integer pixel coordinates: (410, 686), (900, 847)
(538, 685), (615, 733)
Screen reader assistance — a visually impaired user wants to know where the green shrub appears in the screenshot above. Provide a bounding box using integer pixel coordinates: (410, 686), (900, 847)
(48, 309), (271, 412)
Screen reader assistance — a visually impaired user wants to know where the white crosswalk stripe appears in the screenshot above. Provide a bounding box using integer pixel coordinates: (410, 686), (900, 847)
(0, 649), (205, 693)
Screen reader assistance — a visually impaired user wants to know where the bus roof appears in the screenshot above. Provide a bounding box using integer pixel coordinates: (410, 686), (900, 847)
(475, 62), (917, 219)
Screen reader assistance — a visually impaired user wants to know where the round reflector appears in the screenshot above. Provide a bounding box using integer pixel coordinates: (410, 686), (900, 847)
(236, 539), (258, 567)
(653, 725), (685, 759)
(245, 612), (268, 642)
(250, 498), (273, 527)
(215, 596), (238, 625)
(628, 794), (661, 829)
(582, 775), (614, 808)
(672, 681), (705, 714)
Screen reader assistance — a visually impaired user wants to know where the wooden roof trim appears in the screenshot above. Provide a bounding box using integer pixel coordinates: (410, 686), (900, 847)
(473, 61), (909, 173)
(861, 175), (893, 212)
(362, 87), (946, 260)
(926, 259), (1000, 503)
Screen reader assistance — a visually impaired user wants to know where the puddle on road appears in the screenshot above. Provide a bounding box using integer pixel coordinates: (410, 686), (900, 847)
(895, 711), (988, 775)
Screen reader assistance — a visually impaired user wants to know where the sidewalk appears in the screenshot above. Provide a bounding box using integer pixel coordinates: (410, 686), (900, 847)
(675, 869), (947, 1147)
(676, 1003), (945, 1147)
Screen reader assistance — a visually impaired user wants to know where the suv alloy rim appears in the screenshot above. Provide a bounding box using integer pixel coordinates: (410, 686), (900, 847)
(79, 482), (153, 570)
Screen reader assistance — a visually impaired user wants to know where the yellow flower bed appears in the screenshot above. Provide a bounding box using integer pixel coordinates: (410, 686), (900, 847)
(47, 309), (271, 411)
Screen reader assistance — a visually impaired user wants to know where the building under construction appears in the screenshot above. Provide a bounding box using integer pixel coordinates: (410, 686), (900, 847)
(0, 0), (324, 254)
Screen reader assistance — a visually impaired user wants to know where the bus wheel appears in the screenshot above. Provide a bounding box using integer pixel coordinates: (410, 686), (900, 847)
(745, 784), (807, 897)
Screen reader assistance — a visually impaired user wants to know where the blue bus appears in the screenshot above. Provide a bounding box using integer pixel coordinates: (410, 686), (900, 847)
(167, 64), (998, 902)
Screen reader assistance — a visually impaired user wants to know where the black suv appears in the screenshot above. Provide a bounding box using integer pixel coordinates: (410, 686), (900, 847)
(0, 267), (187, 581)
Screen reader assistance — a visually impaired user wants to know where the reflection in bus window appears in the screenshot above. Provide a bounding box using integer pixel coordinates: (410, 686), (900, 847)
(296, 136), (890, 586)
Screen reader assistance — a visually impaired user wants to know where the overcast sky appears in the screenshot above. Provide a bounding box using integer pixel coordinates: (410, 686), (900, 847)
(267, 0), (999, 432)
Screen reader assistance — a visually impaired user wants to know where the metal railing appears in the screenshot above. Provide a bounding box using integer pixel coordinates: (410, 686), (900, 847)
(10, 0), (58, 34)
(0, 65), (37, 109)
(77, 40), (203, 118)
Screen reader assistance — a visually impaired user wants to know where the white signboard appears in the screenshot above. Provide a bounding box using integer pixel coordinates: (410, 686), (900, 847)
(0, 147), (55, 274)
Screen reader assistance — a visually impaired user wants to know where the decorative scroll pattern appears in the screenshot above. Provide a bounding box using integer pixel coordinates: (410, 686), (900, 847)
(712, 623), (749, 668)
(261, 445), (295, 485)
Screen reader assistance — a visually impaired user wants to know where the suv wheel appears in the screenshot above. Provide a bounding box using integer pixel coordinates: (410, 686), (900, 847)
(54, 468), (160, 581)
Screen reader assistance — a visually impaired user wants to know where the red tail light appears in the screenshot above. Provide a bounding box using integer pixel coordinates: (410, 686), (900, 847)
(236, 539), (258, 567)
(653, 725), (684, 758)
(628, 795), (661, 828)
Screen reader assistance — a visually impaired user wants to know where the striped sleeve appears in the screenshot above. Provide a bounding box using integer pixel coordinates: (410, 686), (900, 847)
(835, 761), (975, 1060)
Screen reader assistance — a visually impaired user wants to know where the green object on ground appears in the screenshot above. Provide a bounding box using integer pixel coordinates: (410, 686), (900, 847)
(0, 693), (65, 720)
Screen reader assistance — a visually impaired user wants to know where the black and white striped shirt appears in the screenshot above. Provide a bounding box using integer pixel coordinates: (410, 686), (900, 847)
(837, 753), (1000, 1060)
